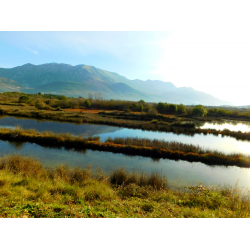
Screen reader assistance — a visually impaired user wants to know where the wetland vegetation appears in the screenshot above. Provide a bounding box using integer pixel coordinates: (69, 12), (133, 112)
(2, 92), (250, 143)
(1, 154), (250, 218)
(1, 92), (250, 217)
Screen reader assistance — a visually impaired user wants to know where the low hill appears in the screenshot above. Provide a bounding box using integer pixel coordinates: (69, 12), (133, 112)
(0, 77), (28, 92)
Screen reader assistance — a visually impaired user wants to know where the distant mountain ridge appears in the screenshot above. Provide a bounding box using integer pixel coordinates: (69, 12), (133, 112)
(0, 63), (233, 105)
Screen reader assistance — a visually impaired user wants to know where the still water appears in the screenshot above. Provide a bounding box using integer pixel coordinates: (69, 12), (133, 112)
(199, 120), (250, 133)
(1, 116), (250, 155)
(1, 139), (250, 189)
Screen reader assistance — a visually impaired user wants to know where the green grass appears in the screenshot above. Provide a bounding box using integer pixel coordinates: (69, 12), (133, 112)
(0, 154), (250, 218)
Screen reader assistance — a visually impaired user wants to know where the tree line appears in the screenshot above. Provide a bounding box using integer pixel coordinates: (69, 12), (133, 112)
(1, 91), (250, 118)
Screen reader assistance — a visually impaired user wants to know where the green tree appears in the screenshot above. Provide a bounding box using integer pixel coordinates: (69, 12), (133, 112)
(177, 104), (186, 114)
(60, 95), (68, 101)
(192, 105), (207, 117)
(85, 99), (91, 108)
(130, 103), (137, 111)
(156, 102), (166, 113)
(138, 100), (145, 104)
(139, 104), (144, 112)
(169, 104), (178, 113)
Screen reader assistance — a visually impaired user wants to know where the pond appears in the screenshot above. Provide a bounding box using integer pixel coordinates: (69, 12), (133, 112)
(1, 139), (250, 189)
(1, 116), (250, 155)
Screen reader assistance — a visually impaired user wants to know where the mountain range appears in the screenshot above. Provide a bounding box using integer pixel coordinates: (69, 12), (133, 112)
(0, 63), (232, 105)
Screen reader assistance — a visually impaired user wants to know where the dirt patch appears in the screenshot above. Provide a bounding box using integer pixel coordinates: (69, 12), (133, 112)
(162, 114), (174, 118)
(63, 109), (176, 117)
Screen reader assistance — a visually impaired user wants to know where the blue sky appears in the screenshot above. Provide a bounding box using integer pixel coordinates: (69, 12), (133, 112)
(1, 31), (250, 105)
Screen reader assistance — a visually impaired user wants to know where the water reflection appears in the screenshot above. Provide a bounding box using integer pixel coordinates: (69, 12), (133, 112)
(2, 116), (250, 155)
(1, 139), (250, 189)
(7, 140), (25, 149)
(198, 120), (250, 133)
(0, 116), (122, 137)
(98, 129), (250, 155)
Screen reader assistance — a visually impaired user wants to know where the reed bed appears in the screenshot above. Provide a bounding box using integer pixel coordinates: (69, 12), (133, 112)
(105, 136), (214, 154)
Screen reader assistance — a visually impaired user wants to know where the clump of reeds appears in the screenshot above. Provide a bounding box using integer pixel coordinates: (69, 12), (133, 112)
(0, 154), (44, 177)
(105, 136), (212, 154)
(109, 167), (167, 190)
(49, 165), (92, 185)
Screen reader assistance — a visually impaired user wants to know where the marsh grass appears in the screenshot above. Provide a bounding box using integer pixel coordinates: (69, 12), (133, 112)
(106, 136), (210, 154)
(0, 154), (250, 218)
(109, 167), (167, 190)
(0, 154), (44, 177)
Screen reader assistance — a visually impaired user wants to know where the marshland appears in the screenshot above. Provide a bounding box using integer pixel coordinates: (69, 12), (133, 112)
(1, 92), (250, 217)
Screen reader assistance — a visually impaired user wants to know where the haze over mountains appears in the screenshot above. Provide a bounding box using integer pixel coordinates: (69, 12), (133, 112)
(0, 63), (232, 106)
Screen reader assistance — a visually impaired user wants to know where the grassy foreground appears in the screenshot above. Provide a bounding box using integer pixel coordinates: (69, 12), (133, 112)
(0, 154), (250, 218)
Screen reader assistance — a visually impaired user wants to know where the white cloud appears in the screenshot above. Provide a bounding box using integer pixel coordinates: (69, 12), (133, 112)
(24, 47), (39, 55)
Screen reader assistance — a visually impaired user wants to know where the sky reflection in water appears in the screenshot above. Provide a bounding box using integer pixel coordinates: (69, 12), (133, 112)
(1, 116), (250, 188)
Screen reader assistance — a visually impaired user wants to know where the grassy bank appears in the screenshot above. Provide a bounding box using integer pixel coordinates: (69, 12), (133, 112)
(0, 127), (250, 167)
(0, 154), (249, 218)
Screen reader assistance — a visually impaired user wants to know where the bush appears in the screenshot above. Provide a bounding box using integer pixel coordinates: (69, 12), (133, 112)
(169, 104), (178, 113)
(85, 99), (91, 108)
(19, 95), (30, 103)
(177, 104), (186, 114)
(192, 105), (207, 117)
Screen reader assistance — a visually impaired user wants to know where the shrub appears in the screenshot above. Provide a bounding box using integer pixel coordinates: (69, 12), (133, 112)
(19, 95), (30, 103)
(177, 104), (186, 114)
(169, 104), (178, 113)
(192, 105), (207, 117)
(85, 99), (91, 108)
(0, 154), (43, 177)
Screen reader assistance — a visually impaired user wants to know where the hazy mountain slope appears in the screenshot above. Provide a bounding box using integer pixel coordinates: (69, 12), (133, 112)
(27, 81), (151, 100)
(26, 81), (114, 98)
(162, 87), (231, 106)
(111, 82), (144, 95)
(0, 77), (28, 92)
(128, 79), (177, 95)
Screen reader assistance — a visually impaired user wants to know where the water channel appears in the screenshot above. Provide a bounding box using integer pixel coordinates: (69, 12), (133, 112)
(1, 116), (250, 189)
(1, 116), (250, 155)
